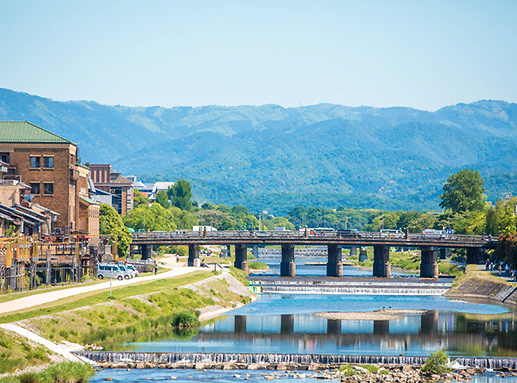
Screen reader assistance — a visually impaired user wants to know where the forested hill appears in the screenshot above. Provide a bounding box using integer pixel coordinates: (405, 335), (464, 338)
(1, 87), (517, 214)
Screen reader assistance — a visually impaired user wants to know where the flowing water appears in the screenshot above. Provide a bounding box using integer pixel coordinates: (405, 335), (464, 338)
(90, 260), (517, 382)
(250, 256), (414, 277)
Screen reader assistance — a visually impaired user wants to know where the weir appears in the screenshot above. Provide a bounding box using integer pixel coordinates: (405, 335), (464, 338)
(75, 351), (517, 369)
(250, 277), (453, 295)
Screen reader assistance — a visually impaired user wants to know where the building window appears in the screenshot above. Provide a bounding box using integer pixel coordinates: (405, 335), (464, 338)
(30, 156), (40, 168)
(43, 183), (54, 195)
(0, 153), (9, 164)
(30, 183), (40, 195)
(43, 156), (54, 168)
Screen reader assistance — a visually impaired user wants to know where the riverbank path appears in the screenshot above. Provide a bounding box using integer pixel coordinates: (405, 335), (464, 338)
(0, 256), (212, 315)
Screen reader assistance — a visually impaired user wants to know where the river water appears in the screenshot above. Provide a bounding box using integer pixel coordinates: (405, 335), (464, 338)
(91, 258), (517, 382)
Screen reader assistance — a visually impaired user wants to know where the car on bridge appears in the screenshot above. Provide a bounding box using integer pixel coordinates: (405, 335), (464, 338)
(379, 229), (404, 238)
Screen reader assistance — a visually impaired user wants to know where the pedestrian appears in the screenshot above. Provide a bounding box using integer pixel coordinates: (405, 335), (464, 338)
(154, 264), (158, 275)
(490, 262), (494, 271)
(176, 254), (180, 263)
(499, 264), (502, 276)
(486, 259), (490, 271)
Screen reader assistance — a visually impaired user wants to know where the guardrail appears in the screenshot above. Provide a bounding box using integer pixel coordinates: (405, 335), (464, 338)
(133, 230), (496, 245)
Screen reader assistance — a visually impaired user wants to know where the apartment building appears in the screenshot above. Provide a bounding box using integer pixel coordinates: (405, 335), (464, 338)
(0, 121), (99, 235)
(89, 164), (133, 215)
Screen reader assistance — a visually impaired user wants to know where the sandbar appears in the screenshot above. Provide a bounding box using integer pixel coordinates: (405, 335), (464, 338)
(315, 309), (428, 321)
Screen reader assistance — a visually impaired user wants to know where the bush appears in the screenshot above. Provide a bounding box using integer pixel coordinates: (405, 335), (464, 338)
(360, 365), (379, 374)
(41, 361), (94, 383)
(248, 262), (268, 270)
(422, 349), (451, 375)
(18, 372), (41, 383)
(171, 311), (200, 328)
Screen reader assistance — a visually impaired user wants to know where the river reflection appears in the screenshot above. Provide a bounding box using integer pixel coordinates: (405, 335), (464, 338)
(121, 294), (517, 357)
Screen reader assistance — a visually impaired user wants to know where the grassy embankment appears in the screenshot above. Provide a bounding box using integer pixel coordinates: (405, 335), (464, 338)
(0, 362), (94, 383)
(347, 248), (464, 277)
(0, 265), (254, 375)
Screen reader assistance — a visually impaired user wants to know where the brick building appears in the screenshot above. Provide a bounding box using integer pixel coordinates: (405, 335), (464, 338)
(89, 164), (133, 215)
(0, 121), (99, 236)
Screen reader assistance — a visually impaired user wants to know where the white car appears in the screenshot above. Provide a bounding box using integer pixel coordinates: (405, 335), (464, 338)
(125, 264), (139, 277)
(97, 263), (130, 280)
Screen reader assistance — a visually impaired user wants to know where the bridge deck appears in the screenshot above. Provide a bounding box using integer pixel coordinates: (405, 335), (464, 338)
(132, 230), (496, 249)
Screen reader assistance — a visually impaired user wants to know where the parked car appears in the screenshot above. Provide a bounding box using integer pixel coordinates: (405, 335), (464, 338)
(97, 263), (128, 280)
(116, 264), (133, 279)
(125, 264), (139, 277)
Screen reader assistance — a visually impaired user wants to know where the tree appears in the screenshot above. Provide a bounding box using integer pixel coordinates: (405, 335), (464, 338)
(440, 169), (486, 214)
(167, 180), (193, 211)
(133, 189), (150, 209)
(99, 204), (132, 257)
(156, 190), (170, 209)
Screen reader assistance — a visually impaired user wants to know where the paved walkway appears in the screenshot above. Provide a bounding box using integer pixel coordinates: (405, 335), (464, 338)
(476, 264), (516, 283)
(0, 257), (211, 315)
(0, 256), (220, 364)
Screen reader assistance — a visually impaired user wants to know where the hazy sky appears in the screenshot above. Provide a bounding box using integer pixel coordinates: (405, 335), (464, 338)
(1, 1), (516, 110)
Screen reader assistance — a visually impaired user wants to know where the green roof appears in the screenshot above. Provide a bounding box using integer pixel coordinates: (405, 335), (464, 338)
(80, 195), (100, 205)
(0, 121), (75, 145)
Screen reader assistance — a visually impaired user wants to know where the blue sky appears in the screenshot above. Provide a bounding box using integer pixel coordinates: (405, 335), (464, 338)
(1, 0), (516, 110)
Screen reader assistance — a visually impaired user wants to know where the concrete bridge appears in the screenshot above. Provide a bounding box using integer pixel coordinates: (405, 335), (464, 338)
(132, 230), (496, 278)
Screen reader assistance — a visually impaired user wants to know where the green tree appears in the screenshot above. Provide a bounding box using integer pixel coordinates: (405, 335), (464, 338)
(440, 169), (486, 214)
(271, 217), (294, 230)
(99, 204), (132, 257)
(156, 190), (170, 209)
(123, 203), (176, 232)
(451, 211), (487, 235)
(407, 213), (438, 233)
(167, 180), (193, 211)
(133, 189), (150, 208)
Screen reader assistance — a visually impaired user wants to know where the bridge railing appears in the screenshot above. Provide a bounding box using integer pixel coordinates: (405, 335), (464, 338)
(133, 230), (496, 245)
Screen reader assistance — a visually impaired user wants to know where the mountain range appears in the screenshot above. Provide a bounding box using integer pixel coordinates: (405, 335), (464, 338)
(1, 87), (516, 214)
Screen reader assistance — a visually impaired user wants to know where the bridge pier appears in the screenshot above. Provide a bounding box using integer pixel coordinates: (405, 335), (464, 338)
(359, 247), (368, 263)
(373, 320), (390, 335)
(234, 244), (248, 273)
(373, 245), (391, 278)
(420, 246), (439, 279)
(188, 244), (200, 266)
(466, 247), (485, 264)
(252, 245), (259, 259)
(234, 315), (247, 335)
(141, 244), (152, 260)
(350, 247), (357, 256)
(327, 244), (343, 277)
(280, 314), (294, 335)
(280, 244), (296, 277)
(327, 319), (341, 335)
(420, 310), (438, 335)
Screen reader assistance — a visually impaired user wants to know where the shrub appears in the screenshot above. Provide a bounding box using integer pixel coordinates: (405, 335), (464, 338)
(41, 361), (94, 383)
(422, 349), (451, 375)
(360, 365), (379, 374)
(379, 369), (389, 374)
(171, 311), (200, 328)
(18, 372), (41, 383)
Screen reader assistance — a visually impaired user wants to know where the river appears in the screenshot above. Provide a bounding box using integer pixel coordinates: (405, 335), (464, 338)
(89, 258), (517, 382)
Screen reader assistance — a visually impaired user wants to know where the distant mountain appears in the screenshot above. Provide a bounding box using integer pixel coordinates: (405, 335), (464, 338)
(1, 88), (516, 214)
